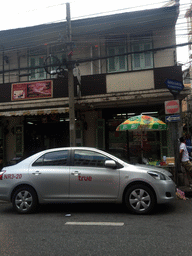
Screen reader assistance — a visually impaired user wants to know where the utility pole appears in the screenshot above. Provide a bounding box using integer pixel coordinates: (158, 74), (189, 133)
(173, 95), (181, 185)
(66, 3), (76, 146)
(165, 79), (184, 185)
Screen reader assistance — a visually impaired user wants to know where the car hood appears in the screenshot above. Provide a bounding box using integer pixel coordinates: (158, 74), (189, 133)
(134, 164), (172, 177)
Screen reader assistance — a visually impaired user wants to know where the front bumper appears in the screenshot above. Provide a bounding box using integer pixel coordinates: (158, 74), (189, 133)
(155, 180), (176, 204)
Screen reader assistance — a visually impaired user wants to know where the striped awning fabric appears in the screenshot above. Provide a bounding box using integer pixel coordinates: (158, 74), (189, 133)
(0, 107), (69, 116)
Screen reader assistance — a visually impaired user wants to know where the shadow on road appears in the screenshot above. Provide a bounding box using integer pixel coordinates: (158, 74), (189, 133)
(0, 200), (177, 216)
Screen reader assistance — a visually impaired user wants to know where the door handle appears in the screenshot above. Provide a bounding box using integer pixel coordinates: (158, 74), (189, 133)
(71, 171), (81, 176)
(32, 171), (41, 175)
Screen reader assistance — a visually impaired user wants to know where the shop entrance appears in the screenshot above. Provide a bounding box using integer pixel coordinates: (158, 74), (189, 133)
(24, 115), (69, 157)
(104, 108), (166, 163)
(107, 117), (162, 162)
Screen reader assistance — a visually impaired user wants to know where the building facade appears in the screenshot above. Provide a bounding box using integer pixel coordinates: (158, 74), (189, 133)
(184, 2), (192, 133)
(0, 3), (190, 165)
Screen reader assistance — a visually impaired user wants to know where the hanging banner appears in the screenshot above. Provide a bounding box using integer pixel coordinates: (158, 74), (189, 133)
(12, 80), (53, 101)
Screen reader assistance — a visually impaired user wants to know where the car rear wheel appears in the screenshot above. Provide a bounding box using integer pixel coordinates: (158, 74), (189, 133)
(12, 186), (38, 214)
(124, 184), (156, 214)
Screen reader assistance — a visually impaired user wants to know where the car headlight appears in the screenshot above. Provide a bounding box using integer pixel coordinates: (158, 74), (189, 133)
(148, 171), (167, 180)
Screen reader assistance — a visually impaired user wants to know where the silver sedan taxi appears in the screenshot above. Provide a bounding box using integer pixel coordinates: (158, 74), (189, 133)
(0, 147), (176, 214)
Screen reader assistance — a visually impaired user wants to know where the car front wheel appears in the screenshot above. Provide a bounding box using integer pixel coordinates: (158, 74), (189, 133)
(12, 186), (38, 214)
(124, 184), (156, 214)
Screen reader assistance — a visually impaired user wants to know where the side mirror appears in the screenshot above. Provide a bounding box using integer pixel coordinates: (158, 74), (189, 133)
(105, 160), (116, 169)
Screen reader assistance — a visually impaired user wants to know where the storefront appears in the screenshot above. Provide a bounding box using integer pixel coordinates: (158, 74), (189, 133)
(0, 99), (179, 168)
(103, 107), (167, 163)
(24, 114), (70, 158)
(0, 107), (69, 165)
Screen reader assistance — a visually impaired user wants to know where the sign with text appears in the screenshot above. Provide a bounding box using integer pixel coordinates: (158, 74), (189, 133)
(165, 79), (184, 96)
(164, 100), (180, 114)
(12, 80), (53, 101)
(165, 79), (184, 91)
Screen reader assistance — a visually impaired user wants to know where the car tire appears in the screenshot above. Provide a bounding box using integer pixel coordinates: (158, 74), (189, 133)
(124, 184), (156, 214)
(12, 186), (38, 214)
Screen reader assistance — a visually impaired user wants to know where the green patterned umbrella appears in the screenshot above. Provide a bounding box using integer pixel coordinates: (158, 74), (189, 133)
(116, 115), (167, 131)
(116, 115), (167, 159)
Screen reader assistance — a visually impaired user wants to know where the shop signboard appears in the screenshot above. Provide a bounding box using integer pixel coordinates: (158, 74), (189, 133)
(12, 80), (53, 101)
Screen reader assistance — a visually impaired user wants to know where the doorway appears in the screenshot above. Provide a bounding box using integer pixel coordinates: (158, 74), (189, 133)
(24, 115), (69, 157)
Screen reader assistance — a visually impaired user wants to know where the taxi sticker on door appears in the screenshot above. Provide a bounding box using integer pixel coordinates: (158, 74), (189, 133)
(4, 174), (22, 179)
(78, 176), (92, 181)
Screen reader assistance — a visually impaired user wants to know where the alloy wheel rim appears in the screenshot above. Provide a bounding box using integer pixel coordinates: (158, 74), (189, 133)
(15, 191), (33, 212)
(129, 189), (151, 212)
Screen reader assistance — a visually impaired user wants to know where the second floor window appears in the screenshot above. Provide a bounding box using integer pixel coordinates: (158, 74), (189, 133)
(107, 46), (127, 73)
(29, 56), (46, 81)
(29, 52), (66, 81)
(131, 41), (153, 70)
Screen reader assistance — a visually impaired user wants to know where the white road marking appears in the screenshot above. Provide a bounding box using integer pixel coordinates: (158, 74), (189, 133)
(65, 222), (124, 226)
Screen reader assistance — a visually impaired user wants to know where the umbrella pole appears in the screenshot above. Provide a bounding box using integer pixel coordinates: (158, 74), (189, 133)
(141, 131), (143, 161)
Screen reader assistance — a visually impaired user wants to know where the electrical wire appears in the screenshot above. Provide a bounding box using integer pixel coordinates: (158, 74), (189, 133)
(0, 1), (189, 67)
(0, 7), (186, 36)
(0, 40), (190, 76)
(0, 16), (186, 53)
(0, 2), (189, 43)
(2, 1), (171, 21)
(71, 0), (169, 20)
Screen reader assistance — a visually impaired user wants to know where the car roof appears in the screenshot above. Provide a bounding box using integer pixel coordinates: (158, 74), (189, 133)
(16, 147), (127, 167)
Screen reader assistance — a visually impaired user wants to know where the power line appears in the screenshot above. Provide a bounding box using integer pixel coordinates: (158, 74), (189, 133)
(0, 7), (186, 53)
(1, 1), (171, 22)
(0, 2), (188, 35)
(71, 0), (169, 20)
(73, 41), (192, 64)
(0, 41), (191, 75)
(0, 1), (188, 67)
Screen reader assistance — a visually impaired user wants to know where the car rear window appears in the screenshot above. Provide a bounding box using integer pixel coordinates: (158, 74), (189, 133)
(32, 150), (69, 166)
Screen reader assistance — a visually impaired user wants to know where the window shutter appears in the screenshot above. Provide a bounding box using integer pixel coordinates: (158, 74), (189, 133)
(108, 48), (116, 72)
(132, 44), (141, 70)
(144, 43), (153, 68)
(30, 58), (36, 80)
(107, 46), (127, 72)
(38, 57), (46, 79)
(132, 42), (153, 70)
(118, 47), (126, 70)
(29, 56), (47, 80)
(96, 119), (105, 149)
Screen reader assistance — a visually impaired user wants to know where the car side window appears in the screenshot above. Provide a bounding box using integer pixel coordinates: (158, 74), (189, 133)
(74, 150), (110, 167)
(32, 155), (44, 166)
(32, 150), (69, 166)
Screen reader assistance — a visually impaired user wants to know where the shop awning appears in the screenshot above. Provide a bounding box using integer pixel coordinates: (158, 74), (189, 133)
(0, 107), (69, 116)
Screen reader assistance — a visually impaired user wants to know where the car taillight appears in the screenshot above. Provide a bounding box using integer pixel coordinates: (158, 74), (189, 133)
(0, 170), (6, 180)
